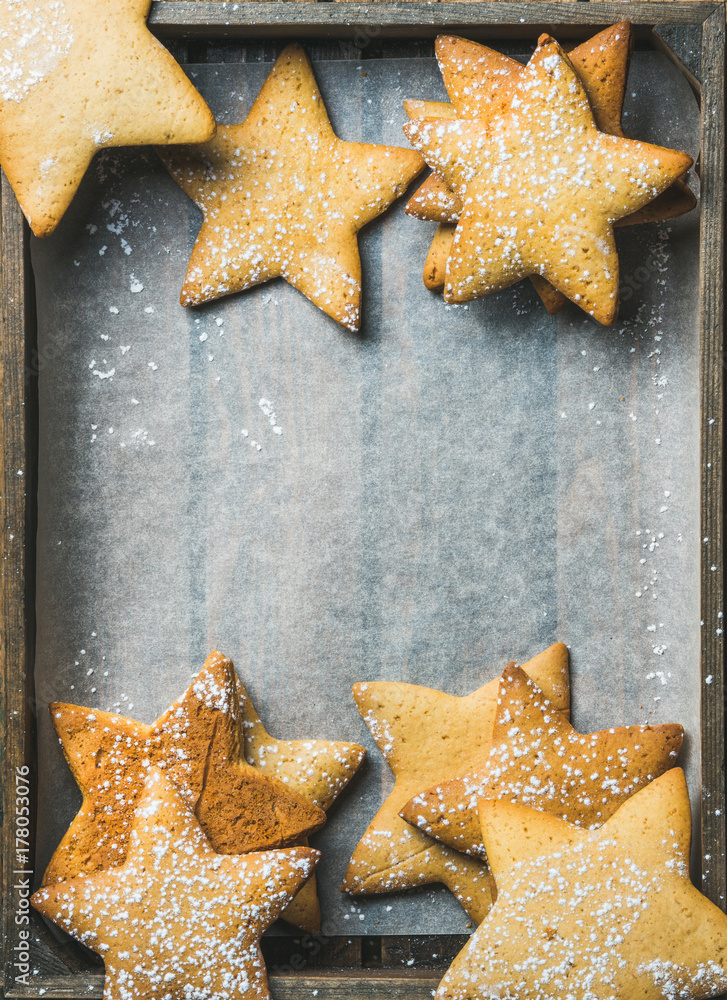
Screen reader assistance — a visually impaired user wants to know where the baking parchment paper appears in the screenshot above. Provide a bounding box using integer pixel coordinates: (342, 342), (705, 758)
(32, 49), (702, 936)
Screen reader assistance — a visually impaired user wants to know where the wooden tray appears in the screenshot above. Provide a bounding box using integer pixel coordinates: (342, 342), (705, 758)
(1, 3), (724, 998)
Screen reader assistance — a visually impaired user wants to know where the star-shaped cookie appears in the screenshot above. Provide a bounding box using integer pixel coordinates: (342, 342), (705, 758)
(43, 650), (324, 886)
(403, 36), (693, 324)
(341, 643), (570, 923)
(405, 27), (695, 307)
(401, 664), (683, 857)
(239, 677), (367, 932)
(436, 769), (727, 1000)
(0, 0), (214, 237)
(158, 43), (424, 331)
(33, 769), (319, 1000)
(417, 28), (696, 228)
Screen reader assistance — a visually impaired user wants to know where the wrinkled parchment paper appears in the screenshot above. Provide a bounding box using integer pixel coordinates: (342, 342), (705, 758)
(32, 50), (702, 935)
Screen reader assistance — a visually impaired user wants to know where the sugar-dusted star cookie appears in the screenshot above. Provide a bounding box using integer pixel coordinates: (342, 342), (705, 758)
(403, 36), (693, 324)
(405, 27), (695, 306)
(43, 650), (324, 886)
(436, 769), (727, 1000)
(0, 0), (214, 237)
(401, 664), (683, 857)
(340, 643), (570, 923)
(240, 678), (367, 932)
(159, 43), (424, 331)
(406, 28), (694, 229)
(33, 769), (319, 1000)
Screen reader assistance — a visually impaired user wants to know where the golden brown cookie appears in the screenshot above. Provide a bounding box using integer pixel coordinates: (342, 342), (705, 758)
(401, 663), (683, 857)
(408, 28), (694, 227)
(33, 769), (319, 1000)
(420, 219), (570, 315)
(240, 678), (367, 933)
(0, 0), (214, 237)
(194, 655), (327, 855)
(422, 222), (457, 292)
(159, 43), (423, 331)
(435, 769), (727, 1000)
(341, 643), (570, 923)
(406, 27), (695, 310)
(405, 26), (634, 311)
(403, 37), (693, 324)
(43, 651), (324, 886)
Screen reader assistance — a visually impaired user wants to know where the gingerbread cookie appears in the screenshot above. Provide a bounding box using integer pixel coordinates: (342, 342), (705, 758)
(436, 769), (727, 1000)
(401, 664), (683, 857)
(159, 43), (423, 331)
(406, 28), (695, 304)
(0, 0), (214, 237)
(194, 655), (327, 856)
(33, 769), (319, 1000)
(240, 677), (367, 932)
(341, 643), (570, 922)
(43, 651), (324, 886)
(403, 36), (693, 322)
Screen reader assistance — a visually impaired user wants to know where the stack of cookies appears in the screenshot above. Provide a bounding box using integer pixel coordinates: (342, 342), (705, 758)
(32, 651), (366, 998)
(402, 25), (695, 324)
(341, 642), (727, 999)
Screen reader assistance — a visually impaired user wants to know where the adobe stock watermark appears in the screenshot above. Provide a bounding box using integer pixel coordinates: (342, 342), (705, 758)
(12, 764), (34, 986)
(270, 932), (328, 974)
(350, 24), (382, 51)
(25, 325), (66, 383)
(618, 236), (669, 305)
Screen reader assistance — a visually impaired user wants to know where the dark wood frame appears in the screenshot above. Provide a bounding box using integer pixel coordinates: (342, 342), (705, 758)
(1, 3), (724, 998)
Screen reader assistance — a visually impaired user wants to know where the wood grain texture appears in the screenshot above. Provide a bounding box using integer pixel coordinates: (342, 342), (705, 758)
(698, 4), (726, 913)
(147, 0), (723, 34)
(0, 176), (36, 993)
(3, 971), (443, 1000)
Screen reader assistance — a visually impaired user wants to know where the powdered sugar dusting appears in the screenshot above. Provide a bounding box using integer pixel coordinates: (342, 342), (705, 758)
(42, 656), (237, 884)
(439, 803), (727, 1000)
(160, 44), (422, 331)
(0, 0), (73, 102)
(403, 37), (691, 324)
(240, 678), (366, 813)
(33, 771), (318, 1000)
